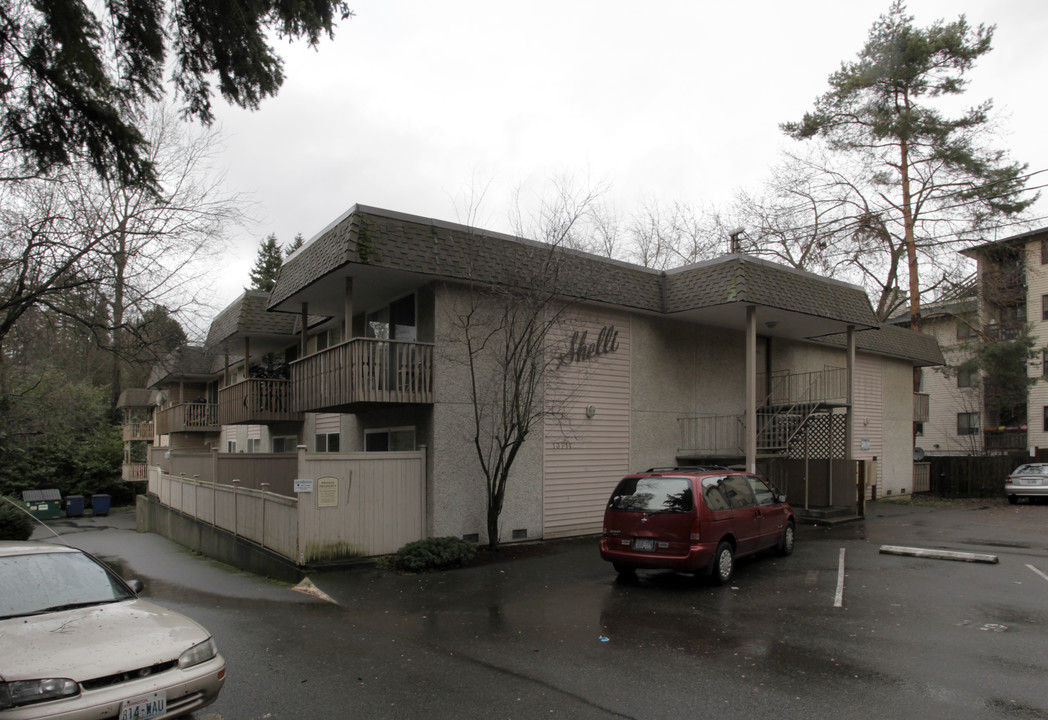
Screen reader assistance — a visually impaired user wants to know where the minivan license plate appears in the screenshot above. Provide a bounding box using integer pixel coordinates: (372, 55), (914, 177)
(120, 691), (166, 720)
(633, 538), (655, 551)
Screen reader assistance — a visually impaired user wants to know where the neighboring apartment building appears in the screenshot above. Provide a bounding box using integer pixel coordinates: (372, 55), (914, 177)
(959, 226), (1048, 456)
(131, 205), (942, 551)
(892, 298), (985, 457)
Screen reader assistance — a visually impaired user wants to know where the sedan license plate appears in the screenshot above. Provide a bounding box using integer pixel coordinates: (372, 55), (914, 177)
(1021, 478), (1041, 486)
(632, 538), (655, 551)
(120, 691), (166, 720)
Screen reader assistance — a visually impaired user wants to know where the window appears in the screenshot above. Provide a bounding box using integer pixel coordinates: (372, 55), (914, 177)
(226, 440), (237, 453)
(247, 438), (261, 453)
(1042, 295), (1048, 322)
(365, 426), (416, 452)
(745, 475), (777, 506)
(1044, 406), (1048, 433)
(315, 330), (331, 351)
(957, 413), (980, 436)
(273, 436), (297, 453)
(957, 366), (976, 388)
(721, 475), (757, 509)
(315, 432), (340, 452)
(956, 319), (974, 340)
(1041, 238), (1048, 264)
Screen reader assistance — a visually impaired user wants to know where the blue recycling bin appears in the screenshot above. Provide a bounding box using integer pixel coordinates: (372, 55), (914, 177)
(66, 495), (84, 517)
(91, 494), (110, 516)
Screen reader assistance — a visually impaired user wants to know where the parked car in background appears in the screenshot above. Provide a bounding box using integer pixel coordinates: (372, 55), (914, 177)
(600, 467), (795, 584)
(1004, 463), (1048, 504)
(0, 541), (225, 719)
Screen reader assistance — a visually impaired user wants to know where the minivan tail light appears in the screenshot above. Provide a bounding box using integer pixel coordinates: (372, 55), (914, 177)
(690, 517), (702, 542)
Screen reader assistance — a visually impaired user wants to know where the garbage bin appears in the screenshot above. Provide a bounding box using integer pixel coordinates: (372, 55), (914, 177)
(65, 495), (84, 517)
(91, 494), (110, 516)
(21, 490), (62, 520)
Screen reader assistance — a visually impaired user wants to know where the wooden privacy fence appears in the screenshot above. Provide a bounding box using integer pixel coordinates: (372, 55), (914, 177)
(147, 447), (427, 565)
(928, 453), (1026, 497)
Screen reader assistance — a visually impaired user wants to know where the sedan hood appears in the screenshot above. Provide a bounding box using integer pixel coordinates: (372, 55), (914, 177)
(0, 598), (210, 682)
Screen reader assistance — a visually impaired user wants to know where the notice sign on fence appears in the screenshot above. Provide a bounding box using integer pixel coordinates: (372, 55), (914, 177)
(294, 478), (313, 494)
(316, 476), (339, 508)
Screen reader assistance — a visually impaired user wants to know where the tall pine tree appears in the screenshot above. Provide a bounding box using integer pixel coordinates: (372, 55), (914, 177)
(249, 234), (284, 293)
(783, 1), (1035, 333)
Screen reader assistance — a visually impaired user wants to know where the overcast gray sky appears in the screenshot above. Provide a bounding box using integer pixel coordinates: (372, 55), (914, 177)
(206, 0), (1048, 309)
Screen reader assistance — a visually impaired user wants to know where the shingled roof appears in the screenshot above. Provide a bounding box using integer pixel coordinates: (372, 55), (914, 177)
(271, 206), (880, 326)
(663, 255), (877, 326)
(818, 324), (945, 367)
(146, 345), (218, 387)
(270, 206), (664, 313)
(206, 290), (298, 350)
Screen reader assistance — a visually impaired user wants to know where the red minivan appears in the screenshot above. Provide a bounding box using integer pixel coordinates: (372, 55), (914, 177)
(599, 467), (795, 584)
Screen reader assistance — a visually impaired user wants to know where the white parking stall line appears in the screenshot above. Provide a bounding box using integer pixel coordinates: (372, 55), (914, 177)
(1026, 564), (1048, 583)
(834, 548), (846, 608)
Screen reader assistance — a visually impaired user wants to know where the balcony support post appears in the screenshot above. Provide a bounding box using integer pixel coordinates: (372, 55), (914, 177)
(746, 305), (757, 473)
(344, 277), (354, 341)
(846, 325), (855, 461)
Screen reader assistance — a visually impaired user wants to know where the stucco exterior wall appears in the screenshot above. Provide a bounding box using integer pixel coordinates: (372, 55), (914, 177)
(428, 283), (544, 544)
(629, 318), (746, 470)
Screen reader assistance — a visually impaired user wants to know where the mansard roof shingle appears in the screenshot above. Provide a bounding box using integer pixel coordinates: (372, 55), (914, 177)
(271, 206), (880, 330)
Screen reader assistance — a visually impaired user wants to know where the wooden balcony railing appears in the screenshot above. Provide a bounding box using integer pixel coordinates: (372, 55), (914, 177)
(122, 463), (149, 482)
(122, 421), (154, 442)
(218, 378), (301, 425)
(758, 367), (848, 406)
(155, 403), (219, 434)
(984, 429), (1027, 451)
(914, 393), (929, 423)
(291, 338), (434, 412)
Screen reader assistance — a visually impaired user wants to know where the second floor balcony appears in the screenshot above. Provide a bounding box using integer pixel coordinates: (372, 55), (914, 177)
(292, 337), (434, 413)
(218, 378), (302, 425)
(122, 420), (155, 442)
(155, 402), (219, 435)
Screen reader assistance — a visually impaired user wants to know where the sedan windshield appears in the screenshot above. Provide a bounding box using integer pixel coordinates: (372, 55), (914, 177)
(0, 551), (134, 619)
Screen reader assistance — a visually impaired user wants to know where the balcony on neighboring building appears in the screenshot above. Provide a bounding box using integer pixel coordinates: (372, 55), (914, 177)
(914, 393), (929, 423)
(155, 402), (219, 434)
(218, 378), (301, 425)
(984, 427), (1027, 451)
(292, 337), (434, 412)
(122, 420), (155, 442)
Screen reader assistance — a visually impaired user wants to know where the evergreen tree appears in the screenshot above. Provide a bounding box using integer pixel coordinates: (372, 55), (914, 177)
(249, 234), (284, 292)
(0, 0), (353, 187)
(783, 1), (1035, 333)
(285, 233), (305, 257)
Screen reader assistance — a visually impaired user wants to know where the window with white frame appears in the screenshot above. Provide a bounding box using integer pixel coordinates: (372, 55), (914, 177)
(957, 412), (980, 436)
(247, 438), (261, 453)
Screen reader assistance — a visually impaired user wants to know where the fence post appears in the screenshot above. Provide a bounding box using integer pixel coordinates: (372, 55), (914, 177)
(261, 482), (270, 550)
(231, 479), (240, 536)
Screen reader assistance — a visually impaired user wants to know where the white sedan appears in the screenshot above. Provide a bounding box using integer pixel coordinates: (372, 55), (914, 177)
(1005, 463), (1048, 504)
(0, 541), (225, 719)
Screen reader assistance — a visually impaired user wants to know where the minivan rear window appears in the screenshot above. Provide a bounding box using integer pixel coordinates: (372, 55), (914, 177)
(608, 477), (693, 513)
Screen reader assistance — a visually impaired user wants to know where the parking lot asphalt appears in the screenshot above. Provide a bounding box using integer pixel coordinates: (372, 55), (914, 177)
(31, 498), (1048, 719)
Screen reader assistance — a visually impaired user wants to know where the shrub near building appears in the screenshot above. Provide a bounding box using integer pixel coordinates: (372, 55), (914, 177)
(0, 498), (35, 541)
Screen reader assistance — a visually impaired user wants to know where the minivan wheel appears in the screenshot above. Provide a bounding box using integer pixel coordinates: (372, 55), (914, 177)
(710, 542), (734, 585)
(778, 522), (795, 556)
